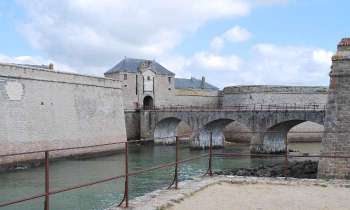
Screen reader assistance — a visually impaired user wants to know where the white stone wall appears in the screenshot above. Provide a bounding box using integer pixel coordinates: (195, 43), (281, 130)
(106, 72), (139, 109)
(172, 89), (221, 107)
(223, 86), (328, 106)
(0, 63), (127, 165)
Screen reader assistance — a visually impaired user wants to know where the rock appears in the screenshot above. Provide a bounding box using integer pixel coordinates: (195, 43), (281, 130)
(215, 160), (318, 179)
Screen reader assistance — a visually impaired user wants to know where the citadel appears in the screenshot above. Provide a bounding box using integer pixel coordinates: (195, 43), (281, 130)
(1, 38), (350, 179)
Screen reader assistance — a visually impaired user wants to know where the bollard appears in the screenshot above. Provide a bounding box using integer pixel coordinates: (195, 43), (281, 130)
(44, 151), (50, 210)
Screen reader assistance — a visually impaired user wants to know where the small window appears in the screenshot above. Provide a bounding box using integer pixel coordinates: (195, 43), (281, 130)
(147, 76), (151, 81)
(168, 77), (171, 84)
(124, 74), (127, 80)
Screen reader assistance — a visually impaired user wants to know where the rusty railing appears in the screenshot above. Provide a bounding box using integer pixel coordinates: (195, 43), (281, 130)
(1, 130), (350, 209)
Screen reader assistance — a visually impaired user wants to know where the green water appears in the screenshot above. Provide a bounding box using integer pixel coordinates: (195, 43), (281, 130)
(0, 144), (288, 210)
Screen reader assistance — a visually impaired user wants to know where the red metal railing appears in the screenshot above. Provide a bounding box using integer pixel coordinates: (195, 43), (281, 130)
(1, 130), (350, 209)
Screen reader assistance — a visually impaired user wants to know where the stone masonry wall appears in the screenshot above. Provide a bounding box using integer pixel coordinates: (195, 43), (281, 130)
(318, 38), (350, 179)
(0, 63), (127, 166)
(223, 86), (327, 106)
(124, 111), (140, 140)
(172, 89), (221, 107)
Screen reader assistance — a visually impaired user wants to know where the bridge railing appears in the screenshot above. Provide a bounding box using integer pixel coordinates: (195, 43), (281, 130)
(144, 103), (326, 112)
(1, 130), (349, 209)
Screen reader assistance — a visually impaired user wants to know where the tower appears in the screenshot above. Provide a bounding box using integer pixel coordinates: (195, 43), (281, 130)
(318, 38), (350, 179)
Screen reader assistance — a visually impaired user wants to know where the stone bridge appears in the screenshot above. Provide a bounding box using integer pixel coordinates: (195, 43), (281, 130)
(140, 105), (325, 153)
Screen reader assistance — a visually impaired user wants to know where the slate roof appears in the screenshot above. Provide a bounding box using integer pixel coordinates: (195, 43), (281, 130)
(105, 58), (175, 76)
(175, 77), (219, 90)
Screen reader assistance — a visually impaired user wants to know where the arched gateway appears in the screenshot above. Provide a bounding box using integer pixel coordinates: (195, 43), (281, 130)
(143, 96), (154, 109)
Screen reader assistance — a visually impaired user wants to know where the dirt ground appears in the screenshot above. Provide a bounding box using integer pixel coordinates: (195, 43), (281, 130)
(167, 182), (350, 210)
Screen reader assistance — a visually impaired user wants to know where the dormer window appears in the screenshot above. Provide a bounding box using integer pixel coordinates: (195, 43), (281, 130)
(124, 74), (127, 80)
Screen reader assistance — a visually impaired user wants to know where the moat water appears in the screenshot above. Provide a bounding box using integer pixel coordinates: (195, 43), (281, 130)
(0, 142), (320, 210)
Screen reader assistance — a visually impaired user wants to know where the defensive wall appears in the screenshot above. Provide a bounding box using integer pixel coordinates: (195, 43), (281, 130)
(223, 85), (328, 106)
(0, 63), (127, 169)
(171, 89), (222, 107)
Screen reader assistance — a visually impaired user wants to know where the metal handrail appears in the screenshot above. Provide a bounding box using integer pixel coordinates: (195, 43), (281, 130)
(1, 130), (349, 209)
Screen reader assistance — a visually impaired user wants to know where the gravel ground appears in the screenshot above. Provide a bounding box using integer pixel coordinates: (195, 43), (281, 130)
(109, 176), (350, 210)
(167, 182), (350, 210)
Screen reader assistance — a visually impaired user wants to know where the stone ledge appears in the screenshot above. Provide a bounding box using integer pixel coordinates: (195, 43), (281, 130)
(107, 175), (350, 210)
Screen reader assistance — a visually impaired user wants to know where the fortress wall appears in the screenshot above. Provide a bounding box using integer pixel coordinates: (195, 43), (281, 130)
(0, 63), (127, 167)
(124, 110), (140, 140)
(172, 89), (222, 107)
(223, 86), (328, 106)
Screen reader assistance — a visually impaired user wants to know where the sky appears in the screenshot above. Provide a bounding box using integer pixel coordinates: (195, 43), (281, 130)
(0, 0), (348, 88)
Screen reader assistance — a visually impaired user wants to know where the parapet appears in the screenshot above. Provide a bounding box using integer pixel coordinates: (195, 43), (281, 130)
(0, 62), (121, 89)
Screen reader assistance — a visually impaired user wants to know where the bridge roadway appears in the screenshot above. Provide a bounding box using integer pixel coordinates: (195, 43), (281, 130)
(140, 104), (326, 153)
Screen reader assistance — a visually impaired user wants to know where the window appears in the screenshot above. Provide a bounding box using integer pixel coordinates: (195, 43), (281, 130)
(124, 74), (127, 80)
(168, 77), (171, 84)
(147, 76), (151, 81)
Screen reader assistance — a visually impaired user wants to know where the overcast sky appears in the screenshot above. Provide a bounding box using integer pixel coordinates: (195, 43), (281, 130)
(0, 0), (348, 88)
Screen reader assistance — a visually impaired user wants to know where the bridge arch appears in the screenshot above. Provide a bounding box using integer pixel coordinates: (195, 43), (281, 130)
(153, 117), (192, 144)
(260, 119), (324, 153)
(193, 119), (234, 148)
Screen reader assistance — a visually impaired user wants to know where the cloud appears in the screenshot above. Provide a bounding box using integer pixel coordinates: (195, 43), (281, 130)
(210, 36), (225, 52)
(0, 54), (76, 73)
(164, 44), (333, 88)
(209, 25), (252, 52)
(12, 0), (331, 89)
(238, 44), (333, 85)
(312, 49), (333, 66)
(223, 26), (252, 43)
(16, 0), (253, 75)
(191, 52), (242, 71)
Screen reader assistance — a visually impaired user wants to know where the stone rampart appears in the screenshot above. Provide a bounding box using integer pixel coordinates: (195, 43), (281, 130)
(172, 89), (222, 107)
(223, 85), (327, 106)
(0, 63), (127, 168)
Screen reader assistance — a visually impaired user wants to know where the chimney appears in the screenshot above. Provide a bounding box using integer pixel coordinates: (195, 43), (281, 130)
(201, 76), (205, 89)
(48, 63), (54, 71)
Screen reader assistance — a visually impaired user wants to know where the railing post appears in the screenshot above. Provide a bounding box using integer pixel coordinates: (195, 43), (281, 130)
(124, 142), (129, 207)
(175, 136), (179, 189)
(208, 131), (213, 176)
(168, 136), (179, 190)
(44, 151), (50, 210)
(284, 137), (288, 179)
(117, 142), (129, 208)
